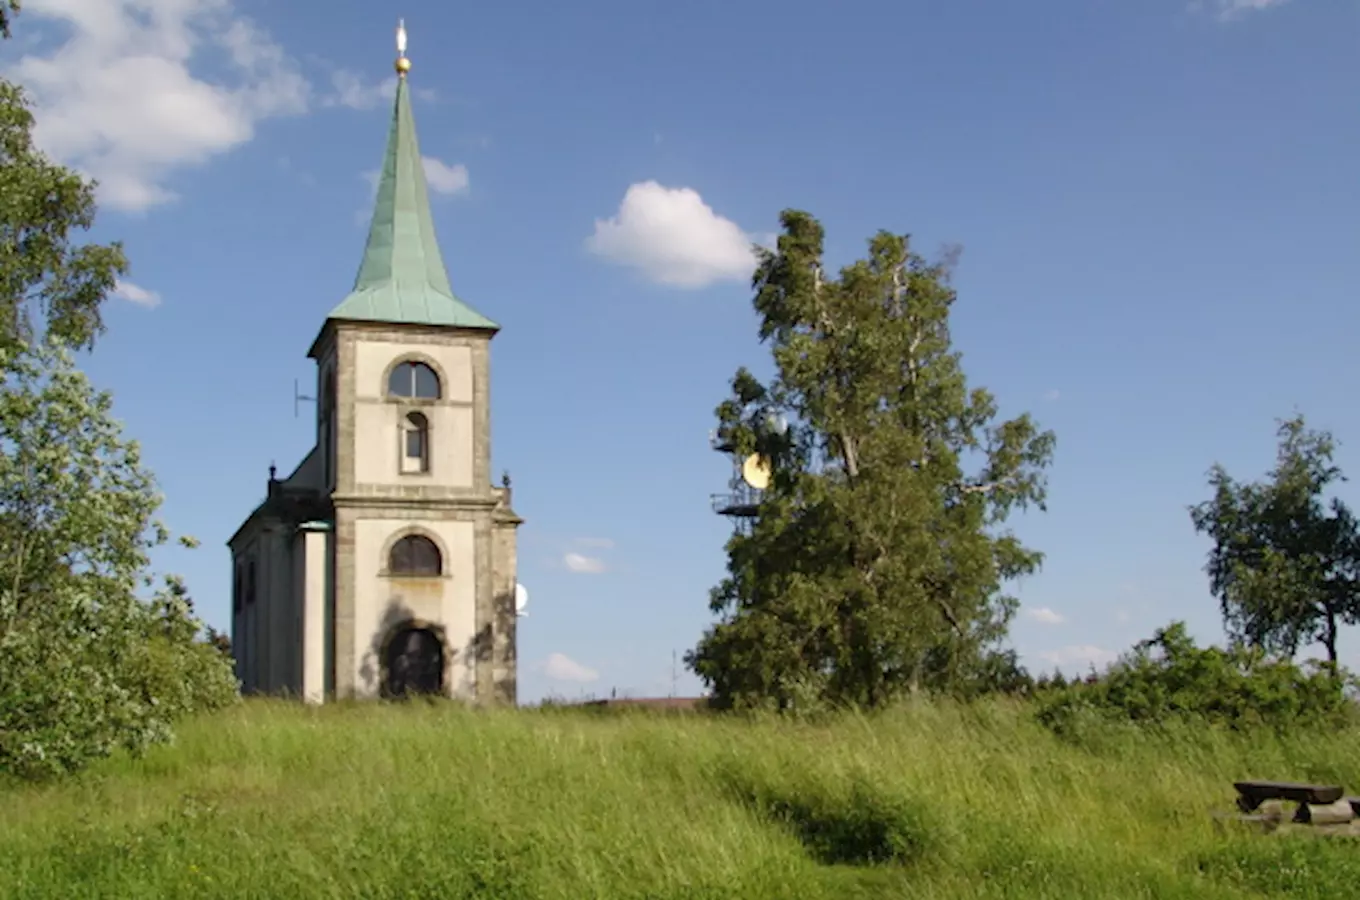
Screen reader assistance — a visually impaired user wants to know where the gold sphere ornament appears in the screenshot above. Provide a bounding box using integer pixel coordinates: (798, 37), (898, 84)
(395, 56), (411, 75)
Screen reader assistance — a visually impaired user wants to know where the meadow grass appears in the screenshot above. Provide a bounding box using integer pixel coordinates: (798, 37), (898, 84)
(2, 698), (1358, 898)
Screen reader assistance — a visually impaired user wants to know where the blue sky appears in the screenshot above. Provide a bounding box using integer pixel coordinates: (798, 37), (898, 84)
(4, 0), (1358, 702)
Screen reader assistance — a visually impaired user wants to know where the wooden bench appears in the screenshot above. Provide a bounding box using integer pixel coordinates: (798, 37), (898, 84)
(1233, 780), (1344, 812)
(1220, 781), (1360, 836)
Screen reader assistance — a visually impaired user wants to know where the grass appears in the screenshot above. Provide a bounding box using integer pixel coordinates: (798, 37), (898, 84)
(2, 698), (1359, 898)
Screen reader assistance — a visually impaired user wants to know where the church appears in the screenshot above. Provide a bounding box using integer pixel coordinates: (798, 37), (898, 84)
(226, 26), (522, 705)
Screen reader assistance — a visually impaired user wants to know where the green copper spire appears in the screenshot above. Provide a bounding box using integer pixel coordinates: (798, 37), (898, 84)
(325, 30), (497, 332)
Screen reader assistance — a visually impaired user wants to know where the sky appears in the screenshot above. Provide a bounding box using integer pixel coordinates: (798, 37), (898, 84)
(2, 0), (1358, 703)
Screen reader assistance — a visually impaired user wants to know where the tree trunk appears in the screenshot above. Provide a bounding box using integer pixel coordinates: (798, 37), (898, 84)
(1323, 608), (1338, 667)
(839, 432), (859, 480)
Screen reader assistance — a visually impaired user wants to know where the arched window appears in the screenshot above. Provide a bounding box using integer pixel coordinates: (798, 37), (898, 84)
(389, 535), (442, 576)
(387, 361), (440, 399)
(233, 564), (244, 613)
(400, 411), (430, 474)
(245, 560), (257, 605)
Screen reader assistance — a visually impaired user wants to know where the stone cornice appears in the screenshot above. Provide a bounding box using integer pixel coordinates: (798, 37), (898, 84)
(330, 492), (501, 511)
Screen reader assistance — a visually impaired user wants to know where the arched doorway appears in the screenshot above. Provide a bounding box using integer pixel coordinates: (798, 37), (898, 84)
(383, 626), (444, 698)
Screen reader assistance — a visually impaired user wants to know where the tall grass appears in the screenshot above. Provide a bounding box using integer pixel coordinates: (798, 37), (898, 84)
(2, 698), (1358, 898)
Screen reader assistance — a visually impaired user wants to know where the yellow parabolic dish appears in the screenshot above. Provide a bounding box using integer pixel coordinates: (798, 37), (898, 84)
(741, 454), (772, 490)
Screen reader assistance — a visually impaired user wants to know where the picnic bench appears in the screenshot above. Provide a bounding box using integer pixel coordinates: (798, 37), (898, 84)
(1234, 781), (1344, 811)
(1226, 781), (1360, 834)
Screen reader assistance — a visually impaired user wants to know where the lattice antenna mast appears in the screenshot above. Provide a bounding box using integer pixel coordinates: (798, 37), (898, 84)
(708, 411), (785, 535)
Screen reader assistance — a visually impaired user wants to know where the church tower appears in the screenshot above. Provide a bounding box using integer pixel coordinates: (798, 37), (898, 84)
(227, 22), (522, 705)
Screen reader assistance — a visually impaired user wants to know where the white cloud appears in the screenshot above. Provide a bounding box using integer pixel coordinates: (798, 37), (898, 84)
(1023, 606), (1066, 625)
(1114, 609), (1132, 625)
(325, 70), (396, 110)
(563, 552), (606, 574)
(752, 231), (779, 252)
(586, 181), (758, 288)
(543, 652), (599, 683)
(421, 157), (469, 195)
(112, 279), (161, 308)
(321, 69), (436, 110)
(1043, 389), (1061, 403)
(1040, 645), (1118, 670)
(1204, 0), (1293, 19)
(7, 0), (310, 213)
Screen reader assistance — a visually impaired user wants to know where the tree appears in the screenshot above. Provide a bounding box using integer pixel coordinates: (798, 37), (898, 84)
(1190, 415), (1360, 668)
(0, 10), (235, 780)
(0, 341), (238, 780)
(206, 626), (233, 660)
(1, 3), (127, 354)
(687, 211), (1055, 711)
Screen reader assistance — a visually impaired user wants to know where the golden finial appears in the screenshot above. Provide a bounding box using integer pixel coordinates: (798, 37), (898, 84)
(395, 18), (410, 75)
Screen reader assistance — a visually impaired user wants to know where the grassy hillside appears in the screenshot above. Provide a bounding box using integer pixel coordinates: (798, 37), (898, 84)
(2, 699), (1357, 898)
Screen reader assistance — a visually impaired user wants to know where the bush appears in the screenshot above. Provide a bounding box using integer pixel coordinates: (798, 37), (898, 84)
(1033, 621), (1356, 740)
(0, 342), (237, 781)
(132, 576), (240, 723)
(0, 575), (238, 785)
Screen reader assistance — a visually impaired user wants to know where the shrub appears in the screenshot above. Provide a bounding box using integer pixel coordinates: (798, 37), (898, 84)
(1033, 621), (1356, 740)
(131, 576), (239, 722)
(0, 343), (237, 781)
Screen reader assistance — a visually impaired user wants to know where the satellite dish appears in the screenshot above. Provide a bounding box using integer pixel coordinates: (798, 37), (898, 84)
(762, 410), (789, 436)
(741, 454), (772, 490)
(514, 582), (529, 618)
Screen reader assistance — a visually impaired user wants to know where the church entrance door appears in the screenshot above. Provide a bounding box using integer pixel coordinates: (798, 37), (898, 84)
(384, 626), (444, 698)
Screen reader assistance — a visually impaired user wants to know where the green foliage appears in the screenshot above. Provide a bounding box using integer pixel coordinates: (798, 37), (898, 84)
(1033, 621), (1356, 742)
(136, 575), (240, 724)
(0, 60), (127, 352)
(0, 16), (230, 782)
(1190, 415), (1360, 665)
(937, 646), (1036, 700)
(690, 211), (1055, 711)
(204, 627), (232, 661)
(0, 341), (237, 781)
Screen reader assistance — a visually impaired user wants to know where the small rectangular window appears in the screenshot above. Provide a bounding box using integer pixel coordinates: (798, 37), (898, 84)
(400, 412), (430, 475)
